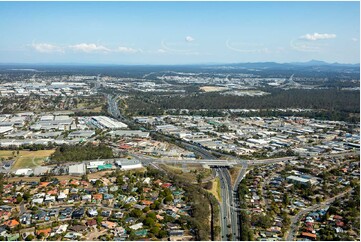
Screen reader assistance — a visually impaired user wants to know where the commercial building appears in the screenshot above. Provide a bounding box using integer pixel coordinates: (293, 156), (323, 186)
(68, 164), (86, 176)
(286, 175), (318, 187)
(109, 130), (149, 138)
(115, 159), (143, 170)
(14, 168), (33, 176)
(91, 116), (128, 130)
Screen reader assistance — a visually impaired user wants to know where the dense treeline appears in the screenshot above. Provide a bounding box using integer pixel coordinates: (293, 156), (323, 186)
(237, 178), (254, 240)
(50, 143), (113, 163)
(146, 166), (219, 241)
(127, 89), (359, 112)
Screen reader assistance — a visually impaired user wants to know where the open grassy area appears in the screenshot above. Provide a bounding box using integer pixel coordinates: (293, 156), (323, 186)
(159, 163), (212, 183)
(9, 150), (55, 170)
(0, 150), (16, 159)
(229, 166), (241, 187)
(207, 177), (221, 202)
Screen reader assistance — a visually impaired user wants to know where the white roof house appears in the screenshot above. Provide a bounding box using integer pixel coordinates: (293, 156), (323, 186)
(32, 198), (44, 205)
(129, 223), (143, 230)
(82, 194), (92, 201)
(58, 193), (67, 200)
(56, 224), (69, 234)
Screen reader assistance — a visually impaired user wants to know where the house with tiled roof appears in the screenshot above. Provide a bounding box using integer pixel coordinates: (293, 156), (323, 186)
(36, 228), (51, 237)
(86, 219), (97, 227)
(47, 189), (58, 195)
(39, 182), (51, 188)
(141, 200), (153, 206)
(70, 180), (80, 186)
(92, 193), (103, 202)
(101, 221), (117, 229)
(3, 219), (19, 229)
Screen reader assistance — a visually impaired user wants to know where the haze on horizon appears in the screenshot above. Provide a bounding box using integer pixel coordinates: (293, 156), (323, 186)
(0, 1), (359, 65)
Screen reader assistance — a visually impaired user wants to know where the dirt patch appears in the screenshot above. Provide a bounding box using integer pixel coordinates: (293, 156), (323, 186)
(229, 166), (241, 187)
(200, 86), (228, 92)
(206, 177), (221, 202)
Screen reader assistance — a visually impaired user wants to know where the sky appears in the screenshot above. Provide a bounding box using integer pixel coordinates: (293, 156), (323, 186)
(0, 1), (359, 65)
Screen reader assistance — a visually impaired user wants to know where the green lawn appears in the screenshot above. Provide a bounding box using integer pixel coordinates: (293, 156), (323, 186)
(5, 150), (56, 170)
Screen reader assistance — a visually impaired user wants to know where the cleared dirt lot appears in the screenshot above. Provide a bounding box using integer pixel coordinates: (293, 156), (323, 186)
(200, 86), (228, 92)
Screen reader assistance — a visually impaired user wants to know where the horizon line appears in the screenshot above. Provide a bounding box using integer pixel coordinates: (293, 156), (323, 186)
(0, 60), (359, 66)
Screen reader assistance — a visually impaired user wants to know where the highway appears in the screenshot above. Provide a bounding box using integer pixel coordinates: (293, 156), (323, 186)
(216, 168), (232, 241)
(102, 92), (360, 241)
(107, 94), (123, 120)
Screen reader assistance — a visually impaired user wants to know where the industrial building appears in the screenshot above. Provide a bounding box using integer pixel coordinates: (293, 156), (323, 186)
(115, 159), (143, 170)
(90, 116), (128, 130)
(68, 164), (86, 176)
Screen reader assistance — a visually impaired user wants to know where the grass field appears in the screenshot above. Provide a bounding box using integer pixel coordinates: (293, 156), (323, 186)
(208, 177), (221, 202)
(159, 163), (212, 183)
(1, 150), (56, 170)
(0, 150), (15, 159)
(229, 166), (241, 187)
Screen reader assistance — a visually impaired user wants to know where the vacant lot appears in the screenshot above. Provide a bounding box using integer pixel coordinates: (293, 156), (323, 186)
(200, 86), (228, 92)
(8, 150), (56, 170)
(0, 150), (16, 159)
(159, 163), (212, 183)
(207, 177), (221, 202)
(229, 166), (241, 187)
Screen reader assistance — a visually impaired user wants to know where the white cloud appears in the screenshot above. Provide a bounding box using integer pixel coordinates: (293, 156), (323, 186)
(290, 39), (322, 52)
(352, 38), (358, 42)
(185, 36), (195, 42)
(116, 46), (141, 53)
(300, 33), (336, 41)
(157, 49), (167, 53)
(69, 43), (110, 53)
(31, 43), (63, 53)
(161, 40), (197, 54)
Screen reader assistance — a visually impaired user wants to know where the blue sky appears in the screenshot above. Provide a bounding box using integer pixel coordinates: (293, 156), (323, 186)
(0, 1), (359, 64)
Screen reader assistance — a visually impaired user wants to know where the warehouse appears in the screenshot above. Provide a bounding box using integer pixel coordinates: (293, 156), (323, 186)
(91, 116), (128, 130)
(68, 164), (86, 176)
(115, 159), (143, 170)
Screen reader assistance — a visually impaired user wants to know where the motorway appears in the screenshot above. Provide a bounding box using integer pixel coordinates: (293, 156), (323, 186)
(215, 168), (230, 241)
(104, 93), (359, 241)
(107, 94), (122, 120)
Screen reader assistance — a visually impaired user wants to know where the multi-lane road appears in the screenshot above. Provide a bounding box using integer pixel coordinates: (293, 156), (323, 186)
(104, 92), (359, 241)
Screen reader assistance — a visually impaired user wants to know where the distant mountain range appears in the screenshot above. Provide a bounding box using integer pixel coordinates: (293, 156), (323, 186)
(226, 60), (359, 68)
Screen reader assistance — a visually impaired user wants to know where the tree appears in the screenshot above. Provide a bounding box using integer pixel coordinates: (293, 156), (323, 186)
(158, 230), (168, 238)
(147, 212), (156, 220)
(16, 194), (23, 204)
(164, 195), (173, 203)
(25, 234), (35, 241)
(144, 217), (155, 227)
(130, 209), (142, 218)
(151, 226), (160, 237)
(96, 215), (103, 226)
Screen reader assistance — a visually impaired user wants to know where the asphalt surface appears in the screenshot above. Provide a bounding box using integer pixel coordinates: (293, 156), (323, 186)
(102, 92), (359, 241)
(216, 168), (231, 241)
